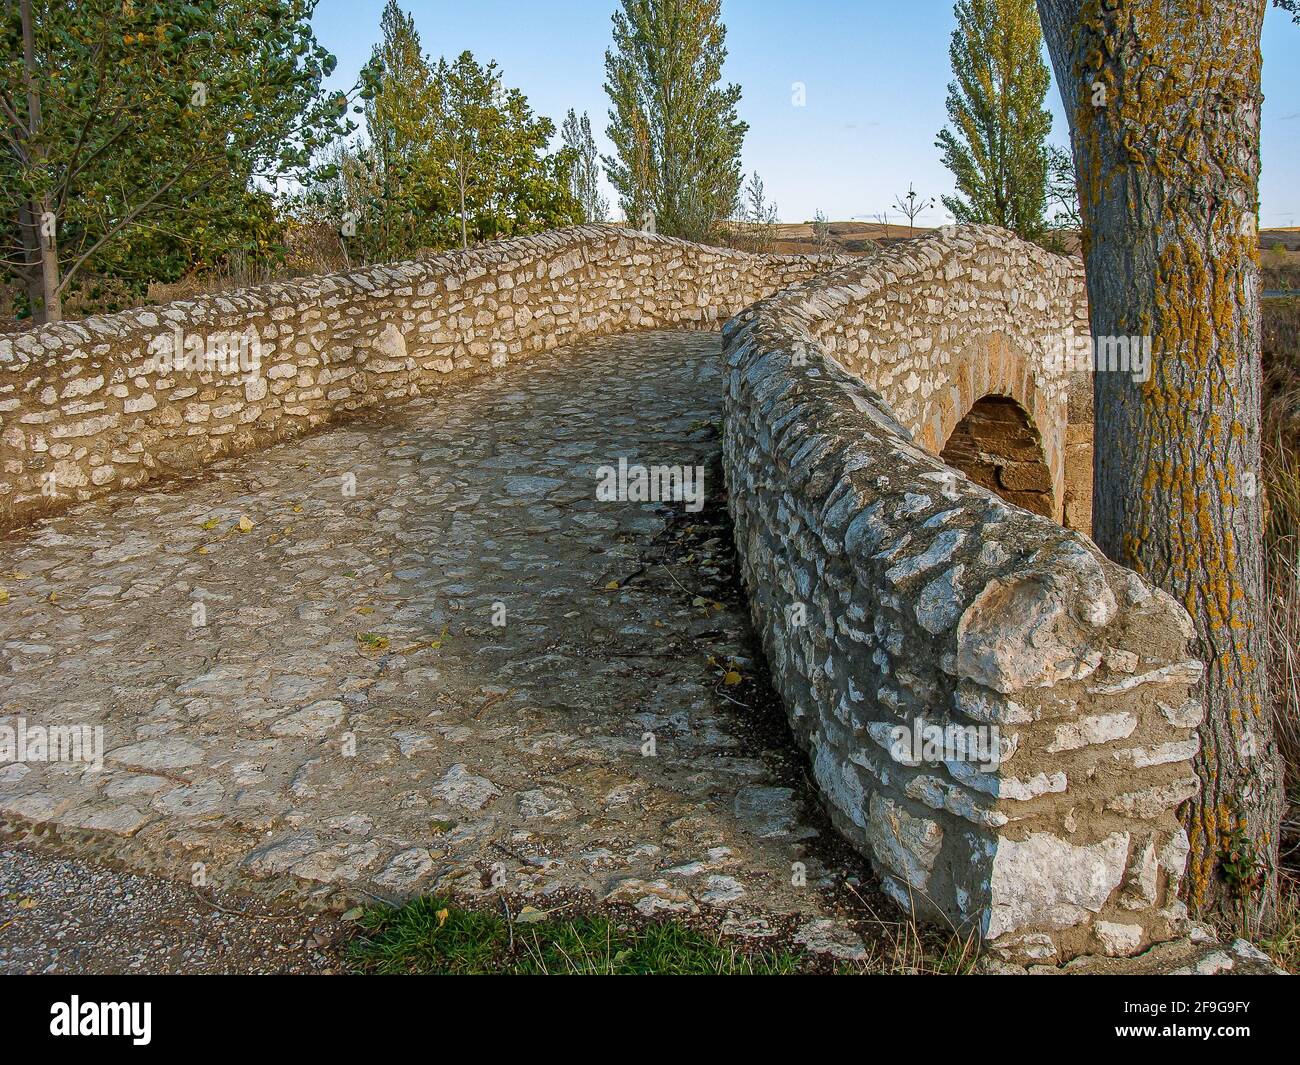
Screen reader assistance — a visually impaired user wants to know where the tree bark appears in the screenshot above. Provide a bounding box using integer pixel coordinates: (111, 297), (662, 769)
(36, 194), (61, 323)
(459, 173), (468, 250)
(21, 0), (62, 323)
(1037, 0), (1281, 927)
(16, 200), (47, 320)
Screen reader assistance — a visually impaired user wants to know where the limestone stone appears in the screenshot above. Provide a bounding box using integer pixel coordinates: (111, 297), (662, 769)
(431, 764), (502, 811)
(792, 918), (869, 962)
(269, 700), (346, 738)
(986, 832), (1129, 940)
(373, 848), (436, 892)
(603, 878), (699, 916)
(108, 738), (205, 770)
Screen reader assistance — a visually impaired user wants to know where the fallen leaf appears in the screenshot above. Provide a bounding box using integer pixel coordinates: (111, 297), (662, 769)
(436, 908), (450, 928)
(340, 907), (365, 922)
(723, 670), (742, 686)
(236, 515), (254, 532)
(356, 632), (390, 652)
(515, 906), (547, 924)
(605, 580), (620, 590)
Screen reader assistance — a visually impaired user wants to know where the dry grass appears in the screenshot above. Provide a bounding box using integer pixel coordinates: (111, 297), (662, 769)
(1263, 244), (1300, 291)
(1261, 874), (1300, 972)
(1263, 298), (1300, 932)
(144, 221), (352, 305)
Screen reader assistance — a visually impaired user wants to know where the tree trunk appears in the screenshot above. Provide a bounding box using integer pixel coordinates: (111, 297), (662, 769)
(16, 200), (47, 322)
(36, 194), (61, 323)
(459, 174), (468, 251)
(21, 0), (62, 323)
(1037, 0), (1281, 928)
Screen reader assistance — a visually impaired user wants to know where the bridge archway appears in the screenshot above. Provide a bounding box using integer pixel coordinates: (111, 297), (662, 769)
(900, 329), (1067, 524)
(939, 393), (1055, 517)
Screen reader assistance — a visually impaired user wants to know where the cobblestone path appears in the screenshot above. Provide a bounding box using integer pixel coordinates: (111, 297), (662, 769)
(0, 329), (875, 962)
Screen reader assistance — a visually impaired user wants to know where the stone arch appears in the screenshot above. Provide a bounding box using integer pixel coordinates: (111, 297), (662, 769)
(939, 393), (1055, 517)
(915, 330), (1067, 524)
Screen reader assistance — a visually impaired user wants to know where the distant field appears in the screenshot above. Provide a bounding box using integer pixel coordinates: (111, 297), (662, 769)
(762, 220), (932, 255)
(754, 220), (1086, 256)
(767, 222), (1300, 259)
(1263, 227), (1300, 253)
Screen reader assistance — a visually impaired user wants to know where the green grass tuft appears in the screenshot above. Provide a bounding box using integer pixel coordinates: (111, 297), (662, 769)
(344, 897), (805, 975)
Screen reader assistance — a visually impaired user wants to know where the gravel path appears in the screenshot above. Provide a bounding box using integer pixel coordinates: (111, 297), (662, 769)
(0, 846), (343, 974)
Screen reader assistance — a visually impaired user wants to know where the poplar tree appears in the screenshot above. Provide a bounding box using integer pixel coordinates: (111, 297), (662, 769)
(561, 109), (607, 224)
(362, 0), (443, 258)
(602, 0), (746, 242)
(936, 0), (1053, 239)
(1037, 0), (1281, 924)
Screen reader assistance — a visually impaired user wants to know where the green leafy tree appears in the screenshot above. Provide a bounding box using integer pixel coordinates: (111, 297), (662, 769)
(359, 0), (446, 259)
(935, 0), (1053, 240)
(434, 50), (580, 249)
(292, 136), (382, 268)
(561, 109), (607, 223)
(603, 0), (747, 242)
(1, 0), (355, 323)
(299, 7), (579, 261)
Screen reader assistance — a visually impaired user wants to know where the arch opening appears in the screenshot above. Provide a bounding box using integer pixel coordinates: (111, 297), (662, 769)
(939, 395), (1054, 518)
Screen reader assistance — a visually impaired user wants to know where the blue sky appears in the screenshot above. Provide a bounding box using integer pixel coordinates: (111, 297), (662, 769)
(312, 0), (1300, 228)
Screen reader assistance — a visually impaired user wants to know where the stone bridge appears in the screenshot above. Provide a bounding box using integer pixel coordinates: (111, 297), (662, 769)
(0, 225), (1202, 966)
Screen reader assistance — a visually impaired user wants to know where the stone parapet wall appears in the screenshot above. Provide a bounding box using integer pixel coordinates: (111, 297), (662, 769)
(747, 224), (1090, 524)
(721, 225), (1199, 964)
(0, 225), (843, 530)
